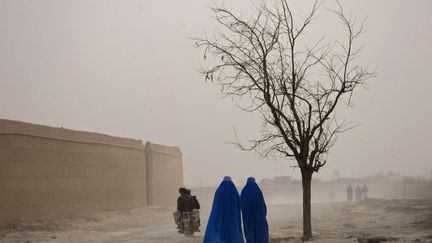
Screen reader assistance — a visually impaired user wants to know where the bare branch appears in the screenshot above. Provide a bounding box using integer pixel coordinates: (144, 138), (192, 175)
(195, 0), (374, 173)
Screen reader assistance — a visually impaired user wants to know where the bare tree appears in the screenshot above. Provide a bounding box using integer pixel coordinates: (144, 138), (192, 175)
(195, 0), (374, 240)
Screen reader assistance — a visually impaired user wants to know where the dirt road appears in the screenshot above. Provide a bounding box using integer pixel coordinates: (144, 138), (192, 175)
(1, 199), (431, 242)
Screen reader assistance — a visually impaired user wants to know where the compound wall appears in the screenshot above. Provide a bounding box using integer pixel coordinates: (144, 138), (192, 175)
(145, 142), (183, 207)
(0, 119), (182, 227)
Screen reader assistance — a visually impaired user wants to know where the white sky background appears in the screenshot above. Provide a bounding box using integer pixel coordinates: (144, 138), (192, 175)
(0, 0), (431, 186)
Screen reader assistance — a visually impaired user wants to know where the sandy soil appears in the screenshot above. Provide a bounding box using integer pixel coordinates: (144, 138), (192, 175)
(1, 199), (431, 243)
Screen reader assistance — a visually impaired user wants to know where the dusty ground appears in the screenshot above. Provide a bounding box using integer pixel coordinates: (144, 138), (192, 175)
(1, 199), (431, 243)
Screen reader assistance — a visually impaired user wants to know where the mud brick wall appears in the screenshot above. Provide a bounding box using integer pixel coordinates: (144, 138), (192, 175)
(145, 142), (183, 207)
(0, 119), (147, 227)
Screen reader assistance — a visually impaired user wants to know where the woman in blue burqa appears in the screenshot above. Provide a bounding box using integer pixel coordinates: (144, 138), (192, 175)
(203, 176), (244, 243)
(240, 177), (269, 243)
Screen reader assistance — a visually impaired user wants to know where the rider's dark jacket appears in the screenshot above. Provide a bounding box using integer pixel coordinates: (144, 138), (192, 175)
(177, 194), (195, 213)
(192, 196), (200, 210)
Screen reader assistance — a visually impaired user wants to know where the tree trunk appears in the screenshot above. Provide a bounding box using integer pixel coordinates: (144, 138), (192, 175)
(301, 169), (313, 241)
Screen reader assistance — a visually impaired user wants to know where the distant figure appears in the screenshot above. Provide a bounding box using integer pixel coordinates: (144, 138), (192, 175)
(347, 185), (353, 202)
(362, 184), (369, 199)
(203, 176), (244, 243)
(329, 190), (336, 202)
(240, 177), (269, 243)
(355, 185), (362, 201)
(186, 189), (201, 232)
(173, 187), (194, 231)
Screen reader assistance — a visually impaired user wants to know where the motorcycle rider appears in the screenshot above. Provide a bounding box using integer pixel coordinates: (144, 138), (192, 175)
(173, 187), (195, 233)
(186, 189), (201, 232)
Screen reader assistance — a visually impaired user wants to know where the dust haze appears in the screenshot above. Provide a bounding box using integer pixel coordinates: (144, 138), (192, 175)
(1, 0), (431, 186)
(1, 0), (432, 242)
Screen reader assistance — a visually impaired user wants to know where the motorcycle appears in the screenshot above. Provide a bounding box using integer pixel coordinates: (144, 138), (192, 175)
(179, 211), (196, 237)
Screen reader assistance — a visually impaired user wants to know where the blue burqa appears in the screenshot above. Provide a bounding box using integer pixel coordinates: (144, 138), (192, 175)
(203, 176), (244, 243)
(240, 177), (269, 243)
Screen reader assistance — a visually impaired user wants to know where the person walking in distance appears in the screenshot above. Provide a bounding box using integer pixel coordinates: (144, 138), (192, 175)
(355, 185), (362, 201)
(347, 185), (353, 202)
(362, 184), (369, 200)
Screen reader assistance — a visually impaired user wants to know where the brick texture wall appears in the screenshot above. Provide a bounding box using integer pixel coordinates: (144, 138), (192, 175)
(0, 119), (148, 227)
(145, 142), (183, 207)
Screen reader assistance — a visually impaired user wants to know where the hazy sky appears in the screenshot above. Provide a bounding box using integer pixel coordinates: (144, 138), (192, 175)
(1, 0), (431, 186)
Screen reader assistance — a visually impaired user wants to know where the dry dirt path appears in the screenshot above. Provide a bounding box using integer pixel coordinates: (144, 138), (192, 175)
(1, 199), (431, 243)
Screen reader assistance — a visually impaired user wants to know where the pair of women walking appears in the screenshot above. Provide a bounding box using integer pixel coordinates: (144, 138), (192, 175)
(203, 176), (269, 243)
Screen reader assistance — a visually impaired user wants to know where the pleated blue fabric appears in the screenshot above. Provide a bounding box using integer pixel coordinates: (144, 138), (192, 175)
(240, 177), (269, 243)
(203, 176), (244, 243)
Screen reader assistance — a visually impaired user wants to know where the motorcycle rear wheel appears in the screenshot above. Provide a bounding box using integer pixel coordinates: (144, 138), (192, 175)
(185, 230), (194, 237)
